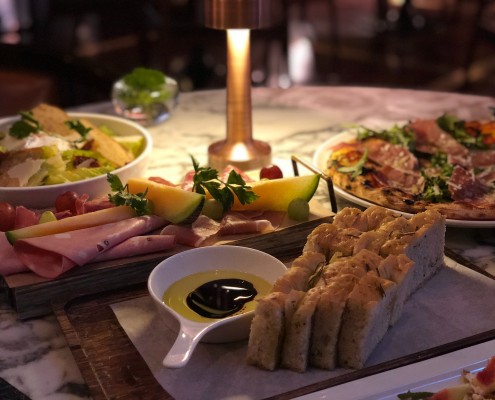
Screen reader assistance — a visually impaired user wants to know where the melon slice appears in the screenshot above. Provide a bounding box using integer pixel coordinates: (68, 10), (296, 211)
(228, 174), (321, 212)
(127, 178), (205, 224)
(6, 206), (135, 244)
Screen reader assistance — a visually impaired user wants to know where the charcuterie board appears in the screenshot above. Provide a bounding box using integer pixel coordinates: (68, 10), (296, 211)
(1, 202), (333, 319)
(52, 251), (495, 400)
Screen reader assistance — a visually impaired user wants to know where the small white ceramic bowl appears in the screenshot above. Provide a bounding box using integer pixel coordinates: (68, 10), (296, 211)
(0, 112), (152, 209)
(148, 245), (287, 368)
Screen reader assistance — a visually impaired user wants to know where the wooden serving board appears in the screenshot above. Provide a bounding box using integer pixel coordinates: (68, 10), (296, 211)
(52, 251), (495, 400)
(1, 203), (333, 319)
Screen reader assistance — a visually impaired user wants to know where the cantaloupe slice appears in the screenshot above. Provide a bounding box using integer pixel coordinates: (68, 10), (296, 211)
(6, 206), (136, 244)
(227, 174), (321, 211)
(127, 178), (205, 224)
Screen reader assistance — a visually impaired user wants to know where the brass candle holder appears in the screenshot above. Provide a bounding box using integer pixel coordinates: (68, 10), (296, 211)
(204, 0), (275, 171)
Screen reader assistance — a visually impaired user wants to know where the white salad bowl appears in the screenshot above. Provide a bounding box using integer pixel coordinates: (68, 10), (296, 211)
(147, 245), (287, 368)
(0, 112), (152, 209)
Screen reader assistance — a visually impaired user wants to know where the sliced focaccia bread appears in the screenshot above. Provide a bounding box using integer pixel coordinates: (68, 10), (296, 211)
(246, 290), (305, 371)
(309, 274), (360, 369)
(271, 251), (326, 293)
(281, 287), (321, 372)
(380, 209), (446, 287)
(338, 273), (397, 369)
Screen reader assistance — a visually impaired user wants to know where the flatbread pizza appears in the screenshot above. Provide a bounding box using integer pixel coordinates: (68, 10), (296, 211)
(322, 114), (495, 220)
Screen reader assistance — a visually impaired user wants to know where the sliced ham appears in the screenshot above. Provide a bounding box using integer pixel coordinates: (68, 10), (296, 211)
(409, 119), (469, 157)
(93, 235), (176, 262)
(448, 165), (488, 201)
(0, 233), (28, 275)
(161, 215), (220, 247)
(13, 215), (166, 278)
(374, 165), (424, 195)
(218, 212), (275, 236)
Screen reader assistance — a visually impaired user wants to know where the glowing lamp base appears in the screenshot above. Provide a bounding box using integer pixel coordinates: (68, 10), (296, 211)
(208, 139), (271, 171)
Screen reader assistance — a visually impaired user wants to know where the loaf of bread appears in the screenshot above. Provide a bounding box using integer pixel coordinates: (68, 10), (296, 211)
(247, 205), (446, 372)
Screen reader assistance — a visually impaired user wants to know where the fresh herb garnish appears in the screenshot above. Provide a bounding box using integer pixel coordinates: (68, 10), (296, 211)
(437, 113), (486, 149)
(119, 67), (171, 107)
(65, 119), (91, 140)
(357, 125), (415, 150)
(421, 174), (451, 202)
(397, 391), (434, 400)
(9, 111), (43, 139)
(337, 148), (368, 179)
(107, 173), (151, 216)
(430, 151), (454, 177)
(190, 156), (259, 212)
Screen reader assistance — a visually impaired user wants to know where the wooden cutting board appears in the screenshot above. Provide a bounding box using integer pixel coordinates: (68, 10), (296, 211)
(2, 202), (333, 319)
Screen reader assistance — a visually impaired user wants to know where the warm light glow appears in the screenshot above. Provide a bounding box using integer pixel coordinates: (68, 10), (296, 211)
(230, 142), (250, 161)
(226, 29), (251, 144)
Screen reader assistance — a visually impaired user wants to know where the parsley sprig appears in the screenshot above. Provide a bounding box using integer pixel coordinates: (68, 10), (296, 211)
(190, 156), (259, 212)
(9, 111), (43, 139)
(107, 173), (151, 216)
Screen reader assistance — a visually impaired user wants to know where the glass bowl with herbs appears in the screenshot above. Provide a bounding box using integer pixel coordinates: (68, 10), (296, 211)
(112, 67), (179, 126)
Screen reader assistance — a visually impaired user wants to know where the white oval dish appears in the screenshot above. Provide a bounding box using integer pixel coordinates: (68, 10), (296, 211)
(0, 112), (152, 209)
(147, 245), (287, 368)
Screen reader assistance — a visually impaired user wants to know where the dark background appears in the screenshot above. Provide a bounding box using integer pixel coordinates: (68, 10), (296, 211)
(0, 0), (493, 117)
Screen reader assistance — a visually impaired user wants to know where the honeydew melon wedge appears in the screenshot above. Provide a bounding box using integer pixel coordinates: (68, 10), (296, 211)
(228, 174), (321, 211)
(127, 178), (205, 224)
(6, 206), (135, 244)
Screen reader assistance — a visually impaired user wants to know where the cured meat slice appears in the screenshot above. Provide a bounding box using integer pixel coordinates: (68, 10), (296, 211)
(217, 212), (274, 236)
(0, 233), (27, 275)
(13, 215), (166, 278)
(93, 235), (176, 262)
(449, 165), (489, 201)
(409, 119), (469, 157)
(358, 138), (418, 170)
(14, 206), (39, 229)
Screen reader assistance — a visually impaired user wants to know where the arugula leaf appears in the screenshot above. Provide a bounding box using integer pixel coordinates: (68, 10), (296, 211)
(421, 174), (451, 202)
(65, 120), (92, 140)
(9, 111), (43, 139)
(337, 148), (368, 179)
(107, 173), (151, 216)
(397, 391), (434, 400)
(437, 113), (486, 149)
(190, 156), (259, 212)
(357, 125), (415, 150)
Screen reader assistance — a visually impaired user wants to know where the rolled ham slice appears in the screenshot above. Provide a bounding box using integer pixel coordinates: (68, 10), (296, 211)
(13, 215), (166, 278)
(0, 233), (28, 275)
(93, 235), (176, 262)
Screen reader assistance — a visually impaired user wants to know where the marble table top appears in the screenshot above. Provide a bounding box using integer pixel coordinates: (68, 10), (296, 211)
(1, 86), (494, 399)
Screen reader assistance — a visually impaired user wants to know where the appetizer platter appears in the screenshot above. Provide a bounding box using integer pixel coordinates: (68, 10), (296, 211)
(51, 205), (495, 400)
(313, 114), (495, 228)
(0, 108), (333, 318)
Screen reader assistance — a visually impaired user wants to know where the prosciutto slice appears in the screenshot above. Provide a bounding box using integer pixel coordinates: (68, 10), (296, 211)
(13, 215), (166, 278)
(409, 119), (469, 158)
(448, 165), (488, 201)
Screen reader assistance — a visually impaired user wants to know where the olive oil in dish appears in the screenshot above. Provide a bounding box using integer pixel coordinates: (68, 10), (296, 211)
(163, 270), (272, 323)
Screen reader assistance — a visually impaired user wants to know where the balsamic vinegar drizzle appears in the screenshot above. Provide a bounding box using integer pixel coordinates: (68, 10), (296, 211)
(186, 279), (258, 319)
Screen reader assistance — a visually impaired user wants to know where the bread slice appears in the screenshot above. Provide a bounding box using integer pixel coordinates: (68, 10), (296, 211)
(380, 209), (446, 290)
(309, 274), (359, 369)
(281, 288), (321, 372)
(246, 290), (305, 370)
(271, 251), (326, 293)
(338, 273), (397, 369)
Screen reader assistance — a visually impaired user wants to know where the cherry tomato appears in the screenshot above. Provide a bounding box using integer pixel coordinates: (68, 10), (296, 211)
(260, 164), (283, 180)
(55, 191), (79, 214)
(0, 202), (16, 231)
